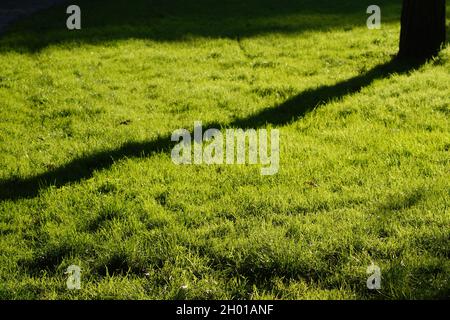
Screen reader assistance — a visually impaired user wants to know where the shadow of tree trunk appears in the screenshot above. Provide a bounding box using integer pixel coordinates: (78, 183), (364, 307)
(0, 57), (427, 201)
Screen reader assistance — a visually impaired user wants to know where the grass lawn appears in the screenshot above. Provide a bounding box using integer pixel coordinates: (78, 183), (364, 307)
(0, 0), (449, 299)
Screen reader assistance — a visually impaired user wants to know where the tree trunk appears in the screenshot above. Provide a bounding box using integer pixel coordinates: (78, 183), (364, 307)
(399, 0), (446, 58)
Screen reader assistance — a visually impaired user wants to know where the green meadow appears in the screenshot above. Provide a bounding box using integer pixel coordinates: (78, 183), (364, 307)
(0, 0), (449, 299)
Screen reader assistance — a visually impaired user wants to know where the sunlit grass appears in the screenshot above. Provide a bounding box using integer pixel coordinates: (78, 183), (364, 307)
(0, 0), (449, 299)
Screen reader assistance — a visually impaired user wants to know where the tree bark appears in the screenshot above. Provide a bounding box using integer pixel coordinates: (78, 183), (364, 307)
(399, 0), (447, 58)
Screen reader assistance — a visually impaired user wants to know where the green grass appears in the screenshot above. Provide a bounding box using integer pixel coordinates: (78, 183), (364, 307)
(0, 0), (449, 299)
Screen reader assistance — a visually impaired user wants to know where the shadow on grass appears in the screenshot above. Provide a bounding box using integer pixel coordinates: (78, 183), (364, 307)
(0, 0), (403, 52)
(0, 56), (426, 201)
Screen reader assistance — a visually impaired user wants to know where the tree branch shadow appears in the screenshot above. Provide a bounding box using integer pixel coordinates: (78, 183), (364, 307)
(0, 57), (426, 201)
(0, 0), (403, 53)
